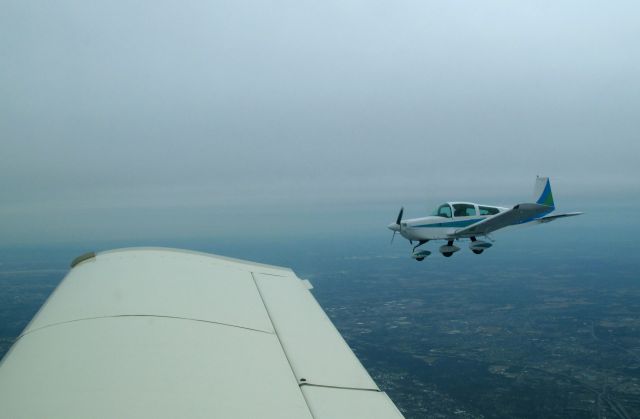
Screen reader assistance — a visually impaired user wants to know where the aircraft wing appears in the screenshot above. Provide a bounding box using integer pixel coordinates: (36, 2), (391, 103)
(451, 203), (553, 237)
(0, 248), (404, 419)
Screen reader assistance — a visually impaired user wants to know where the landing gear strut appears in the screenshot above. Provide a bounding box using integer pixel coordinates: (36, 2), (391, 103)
(412, 240), (428, 252)
(411, 240), (431, 262)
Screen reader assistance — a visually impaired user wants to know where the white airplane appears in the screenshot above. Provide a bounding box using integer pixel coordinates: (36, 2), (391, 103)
(388, 176), (582, 261)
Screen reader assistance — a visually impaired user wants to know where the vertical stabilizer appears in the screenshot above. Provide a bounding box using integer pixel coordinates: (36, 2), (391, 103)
(533, 176), (555, 207)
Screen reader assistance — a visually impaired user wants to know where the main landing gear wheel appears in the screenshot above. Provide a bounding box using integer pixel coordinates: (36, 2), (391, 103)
(416, 257), (425, 262)
(439, 240), (459, 257)
(469, 236), (491, 255)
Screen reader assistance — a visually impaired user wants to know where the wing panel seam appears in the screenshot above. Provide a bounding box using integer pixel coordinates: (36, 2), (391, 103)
(300, 382), (382, 392)
(16, 314), (274, 341)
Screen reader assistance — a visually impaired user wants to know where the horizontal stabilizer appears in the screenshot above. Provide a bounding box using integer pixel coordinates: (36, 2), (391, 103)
(535, 212), (583, 223)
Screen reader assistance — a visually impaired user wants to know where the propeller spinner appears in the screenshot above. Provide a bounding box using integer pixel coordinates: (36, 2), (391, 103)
(388, 207), (404, 244)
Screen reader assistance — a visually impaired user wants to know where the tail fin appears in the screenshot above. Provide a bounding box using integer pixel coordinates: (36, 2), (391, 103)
(533, 176), (555, 208)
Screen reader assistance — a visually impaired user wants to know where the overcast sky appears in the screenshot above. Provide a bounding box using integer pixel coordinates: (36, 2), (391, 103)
(1, 1), (639, 245)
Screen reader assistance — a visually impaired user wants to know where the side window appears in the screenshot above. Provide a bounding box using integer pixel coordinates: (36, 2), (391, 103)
(437, 204), (452, 218)
(453, 204), (476, 217)
(479, 206), (499, 215)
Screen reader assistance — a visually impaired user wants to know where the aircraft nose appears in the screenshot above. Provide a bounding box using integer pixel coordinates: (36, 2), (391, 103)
(387, 223), (400, 232)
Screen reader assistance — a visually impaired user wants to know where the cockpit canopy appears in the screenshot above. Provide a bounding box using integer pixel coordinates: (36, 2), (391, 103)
(431, 204), (453, 218)
(431, 203), (500, 218)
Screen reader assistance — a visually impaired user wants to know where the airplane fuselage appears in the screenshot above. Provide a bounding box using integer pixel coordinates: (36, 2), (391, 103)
(388, 202), (508, 241)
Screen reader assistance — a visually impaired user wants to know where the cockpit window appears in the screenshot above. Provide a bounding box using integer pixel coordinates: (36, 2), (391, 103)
(479, 206), (500, 215)
(433, 204), (452, 218)
(453, 204), (476, 217)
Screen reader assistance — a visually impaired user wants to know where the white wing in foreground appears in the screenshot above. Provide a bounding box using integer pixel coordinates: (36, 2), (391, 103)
(0, 248), (404, 419)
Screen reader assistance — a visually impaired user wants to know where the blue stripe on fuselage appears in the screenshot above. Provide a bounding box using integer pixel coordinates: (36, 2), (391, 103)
(413, 218), (484, 228)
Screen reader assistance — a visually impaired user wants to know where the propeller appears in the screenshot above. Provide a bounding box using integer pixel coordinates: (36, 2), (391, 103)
(389, 207), (404, 244)
(396, 207), (404, 225)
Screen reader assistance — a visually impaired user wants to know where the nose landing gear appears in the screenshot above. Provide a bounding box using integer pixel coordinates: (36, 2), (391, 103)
(412, 240), (428, 253)
(411, 240), (430, 261)
(412, 250), (431, 261)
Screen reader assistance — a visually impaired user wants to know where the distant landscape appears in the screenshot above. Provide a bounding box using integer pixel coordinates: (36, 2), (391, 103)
(1, 209), (638, 418)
